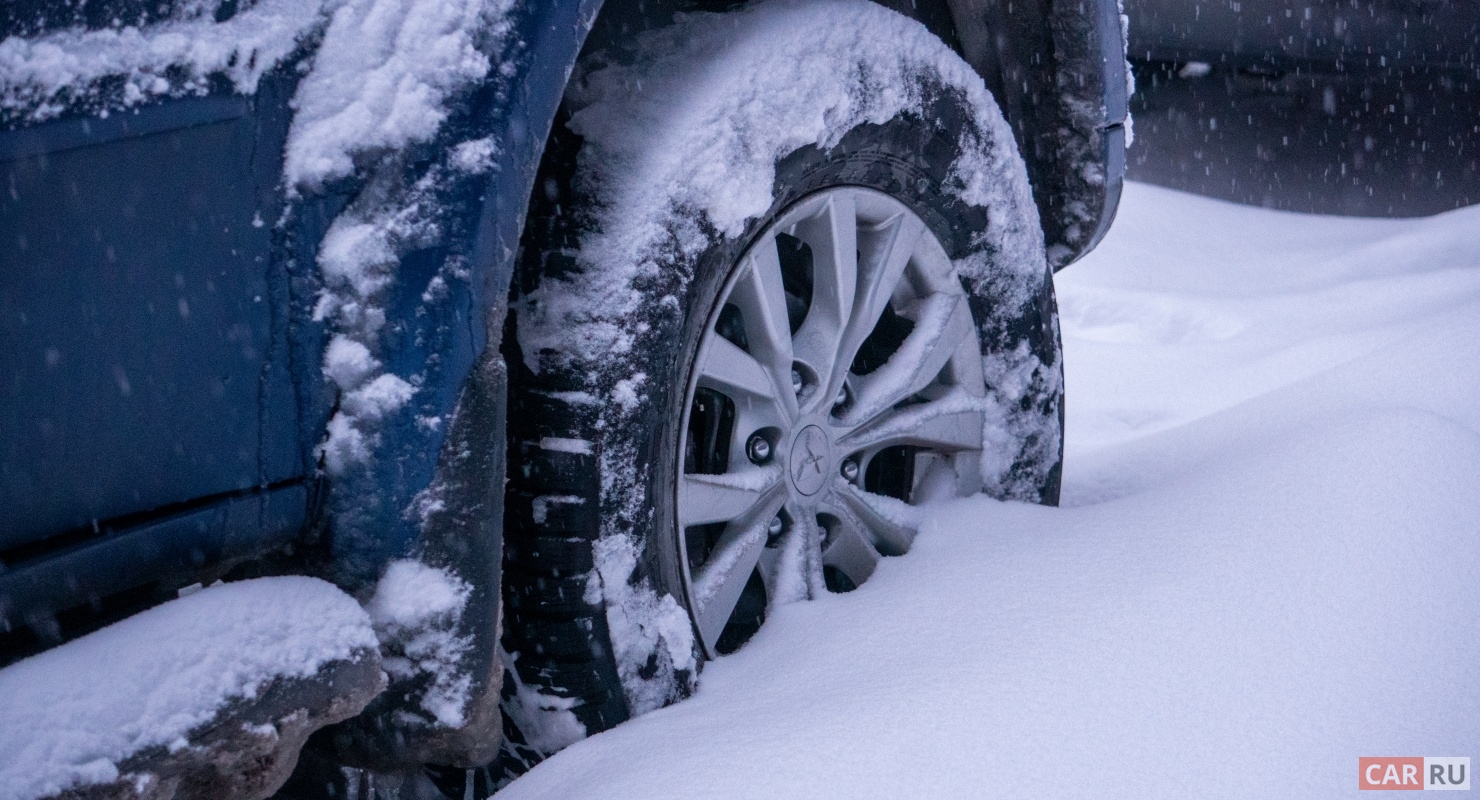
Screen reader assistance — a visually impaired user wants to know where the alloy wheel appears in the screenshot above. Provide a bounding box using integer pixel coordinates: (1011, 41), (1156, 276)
(675, 187), (990, 657)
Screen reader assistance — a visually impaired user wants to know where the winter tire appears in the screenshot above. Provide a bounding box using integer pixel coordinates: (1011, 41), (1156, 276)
(497, 0), (1063, 772)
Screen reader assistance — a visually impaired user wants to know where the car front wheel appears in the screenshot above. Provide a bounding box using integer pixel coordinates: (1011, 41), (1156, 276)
(492, 0), (1064, 783)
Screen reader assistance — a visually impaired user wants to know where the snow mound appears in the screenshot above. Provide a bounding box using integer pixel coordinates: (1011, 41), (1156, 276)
(284, 0), (514, 191)
(1057, 182), (1480, 455)
(366, 560), (475, 728)
(494, 185), (1480, 799)
(0, 577), (377, 800)
(0, 0), (325, 123)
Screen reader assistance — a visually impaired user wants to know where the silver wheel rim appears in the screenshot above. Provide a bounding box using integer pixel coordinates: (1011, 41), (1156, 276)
(674, 187), (990, 657)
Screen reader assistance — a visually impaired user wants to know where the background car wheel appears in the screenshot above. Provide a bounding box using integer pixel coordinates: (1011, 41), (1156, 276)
(494, 0), (1063, 781)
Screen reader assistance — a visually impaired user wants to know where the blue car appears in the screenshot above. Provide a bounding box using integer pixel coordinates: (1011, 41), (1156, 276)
(0, 0), (1126, 796)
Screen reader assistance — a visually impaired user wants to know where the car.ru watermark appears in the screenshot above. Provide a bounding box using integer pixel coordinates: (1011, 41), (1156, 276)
(1360, 757), (1469, 791)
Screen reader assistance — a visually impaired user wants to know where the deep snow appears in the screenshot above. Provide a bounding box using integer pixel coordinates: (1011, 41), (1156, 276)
(497, 182), (1480, 799)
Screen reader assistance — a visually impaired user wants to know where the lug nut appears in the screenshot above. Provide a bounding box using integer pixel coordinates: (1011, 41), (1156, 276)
(840, 459), (860, 482)
(767, 515), (785, 536)
(831, 384), (852, 418)
(746, 433), (772, 464)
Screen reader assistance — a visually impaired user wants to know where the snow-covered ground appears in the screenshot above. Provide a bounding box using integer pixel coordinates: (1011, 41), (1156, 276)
(497, 182), (1480, 799)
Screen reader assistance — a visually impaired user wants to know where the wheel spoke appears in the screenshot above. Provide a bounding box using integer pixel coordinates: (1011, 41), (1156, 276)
(768, 502), (823, 605)
(692, 488), (786, 653)
(790, 192), (858, 401)
(834, 483), (918, 556)
(730, 240), (799, 419)
(825, 211), (923, 403)
(697, 334), (780, 404)
(679, 468), (782, 527)
(843, 292), (975, 426)
(839, 389), (985, 454)
(821, 517), (881, 588)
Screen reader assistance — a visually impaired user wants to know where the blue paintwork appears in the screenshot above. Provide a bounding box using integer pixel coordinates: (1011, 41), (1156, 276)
(0, 482), (308, 631)
(308, 0), (604, 588)
(0, 73), (302, 550)
(0, 0), (605, 639)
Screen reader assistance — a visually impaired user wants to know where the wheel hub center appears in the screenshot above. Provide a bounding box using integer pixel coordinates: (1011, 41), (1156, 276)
(788, 424), (831, 496)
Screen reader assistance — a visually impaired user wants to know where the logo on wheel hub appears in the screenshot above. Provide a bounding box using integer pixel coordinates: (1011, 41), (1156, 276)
(789, 425), (830, 496)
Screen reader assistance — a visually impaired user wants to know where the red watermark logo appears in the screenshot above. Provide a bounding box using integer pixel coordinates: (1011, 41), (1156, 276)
(1360, 757), (1470, 791)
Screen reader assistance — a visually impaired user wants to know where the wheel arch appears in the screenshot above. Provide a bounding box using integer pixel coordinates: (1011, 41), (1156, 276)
(574, 0), (1128, 271)
(946, 0), (1130, 269)
(313, 0), (604, 771)
(536, 0), (1132, 278)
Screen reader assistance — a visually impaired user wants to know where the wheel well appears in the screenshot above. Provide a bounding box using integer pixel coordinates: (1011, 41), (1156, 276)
(581, 0), (964, 65)
(517, 0), (972, 300)
(562, 0), (1115, 271)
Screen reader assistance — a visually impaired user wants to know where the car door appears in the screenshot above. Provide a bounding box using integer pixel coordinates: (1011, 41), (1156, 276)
(0, 3), (305, 566)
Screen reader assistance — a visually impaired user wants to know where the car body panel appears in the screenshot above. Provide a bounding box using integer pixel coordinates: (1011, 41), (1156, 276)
(949, 0), (1129, 268)
(0, 482), (307, 638)
(299, 0), (605, 767)
(306, 0), (602, 580)
(0, 79), (302, 547)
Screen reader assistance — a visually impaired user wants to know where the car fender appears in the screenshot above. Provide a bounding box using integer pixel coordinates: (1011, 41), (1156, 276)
(310, 0), (604, 770)
(947, 0), (1129, 268)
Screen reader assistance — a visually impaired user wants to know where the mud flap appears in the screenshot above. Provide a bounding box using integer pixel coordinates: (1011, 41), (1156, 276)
(316, 353), (508, 771)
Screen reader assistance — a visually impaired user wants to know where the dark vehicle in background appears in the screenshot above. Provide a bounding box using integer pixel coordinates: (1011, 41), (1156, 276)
(1125, 0), (1480, 215)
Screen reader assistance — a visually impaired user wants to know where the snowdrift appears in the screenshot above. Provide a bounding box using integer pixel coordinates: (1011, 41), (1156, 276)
(497, 183), (1480, 799)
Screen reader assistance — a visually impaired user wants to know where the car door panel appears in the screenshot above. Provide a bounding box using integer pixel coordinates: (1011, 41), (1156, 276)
(0, 90), (299, 547)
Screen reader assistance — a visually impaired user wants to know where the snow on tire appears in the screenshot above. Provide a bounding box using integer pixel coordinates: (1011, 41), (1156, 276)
(500, 0), (1063, 766)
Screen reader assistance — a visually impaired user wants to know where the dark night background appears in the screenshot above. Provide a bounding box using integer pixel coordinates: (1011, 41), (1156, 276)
(1125, 0), (1479, 217)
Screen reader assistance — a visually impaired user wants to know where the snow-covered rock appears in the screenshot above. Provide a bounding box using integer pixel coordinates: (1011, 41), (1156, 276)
(0, 577), (383, 800)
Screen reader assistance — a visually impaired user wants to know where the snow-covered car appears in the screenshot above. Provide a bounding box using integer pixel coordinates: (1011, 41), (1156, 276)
(0, 0), (1126, 796)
